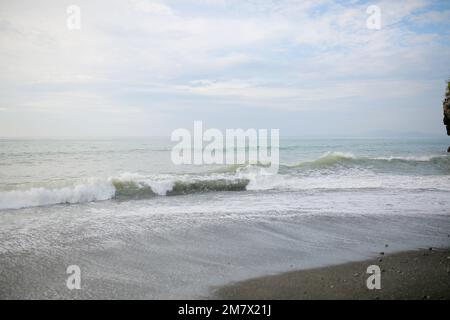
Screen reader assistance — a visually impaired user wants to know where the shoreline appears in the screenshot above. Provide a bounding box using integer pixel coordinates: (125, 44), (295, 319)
(213, 248), (450, 300)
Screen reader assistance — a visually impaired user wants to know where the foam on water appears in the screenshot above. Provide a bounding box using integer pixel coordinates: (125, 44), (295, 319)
(1, 150), (449, 210)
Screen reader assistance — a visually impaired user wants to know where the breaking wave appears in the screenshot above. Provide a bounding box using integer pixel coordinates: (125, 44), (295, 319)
(1, 152), (449, 210)
(0, 174), (251, 210)
(287, 152), (450, 172)
(0, 179), (116, 210)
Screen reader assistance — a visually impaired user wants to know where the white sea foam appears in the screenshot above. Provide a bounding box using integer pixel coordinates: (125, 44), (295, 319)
(0, 179), (115, 210)
(1, 151), (449, 210)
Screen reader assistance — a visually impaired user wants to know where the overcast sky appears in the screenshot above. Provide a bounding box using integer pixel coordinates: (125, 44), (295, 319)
(0, 0), (449, 137)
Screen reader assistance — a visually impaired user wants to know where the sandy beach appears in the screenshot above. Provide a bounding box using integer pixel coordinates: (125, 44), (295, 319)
(214, 248), (450, 300)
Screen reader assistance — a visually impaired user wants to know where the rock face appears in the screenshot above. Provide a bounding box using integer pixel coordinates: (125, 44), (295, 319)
(444, 81), (450, 136)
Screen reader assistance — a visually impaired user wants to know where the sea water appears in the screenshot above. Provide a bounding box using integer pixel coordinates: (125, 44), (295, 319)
(0, 137), (449, 298)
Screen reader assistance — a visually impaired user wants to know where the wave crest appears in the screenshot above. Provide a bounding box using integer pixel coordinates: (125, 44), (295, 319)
(0, 175), (250, 210)
(289, 152), (450, 170)
(0, 179), (115, 210)
(1, 152), (448, 210)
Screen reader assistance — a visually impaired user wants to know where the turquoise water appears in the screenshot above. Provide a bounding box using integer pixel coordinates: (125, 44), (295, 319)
(1, 137), (450, 298)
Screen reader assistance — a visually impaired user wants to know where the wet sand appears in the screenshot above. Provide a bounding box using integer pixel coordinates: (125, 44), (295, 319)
(214, 248), (450, 300)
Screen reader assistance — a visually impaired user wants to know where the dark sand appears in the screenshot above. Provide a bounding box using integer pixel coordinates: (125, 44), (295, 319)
(214, 248), (450, 300)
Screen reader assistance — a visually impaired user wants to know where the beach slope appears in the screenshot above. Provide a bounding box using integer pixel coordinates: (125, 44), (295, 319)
(214, 248), (450, 300)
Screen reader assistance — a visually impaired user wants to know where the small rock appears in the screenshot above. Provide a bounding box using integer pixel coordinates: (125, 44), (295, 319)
(385, 244), (389, 248)
(380, 252), (385, 256)
(330, 285), (334, 289)
(429, 247), (433, 251)
(353, 273), (359, 277)
(378, 258), (383, 262)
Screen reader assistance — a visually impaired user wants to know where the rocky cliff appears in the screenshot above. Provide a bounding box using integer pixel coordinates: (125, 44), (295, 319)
(444, 81), (450, 136)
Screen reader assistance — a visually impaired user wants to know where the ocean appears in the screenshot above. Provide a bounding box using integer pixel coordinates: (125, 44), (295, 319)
(1, 137), (450, 298)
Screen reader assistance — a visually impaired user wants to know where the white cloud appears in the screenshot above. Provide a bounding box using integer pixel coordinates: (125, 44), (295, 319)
(0, 0), (449, 136)
(377, 0), (428, 26)
(411, 9), (450, 25)
(130, 0), (174, 16)
(176, 78), (436, 104)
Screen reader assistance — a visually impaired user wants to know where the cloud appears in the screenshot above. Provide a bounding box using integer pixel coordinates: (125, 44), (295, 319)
(130, 0), (174, 16)
(0, 0), (449, 136)
(411, 9), (450, 25)
(175, 78), (437, 106)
